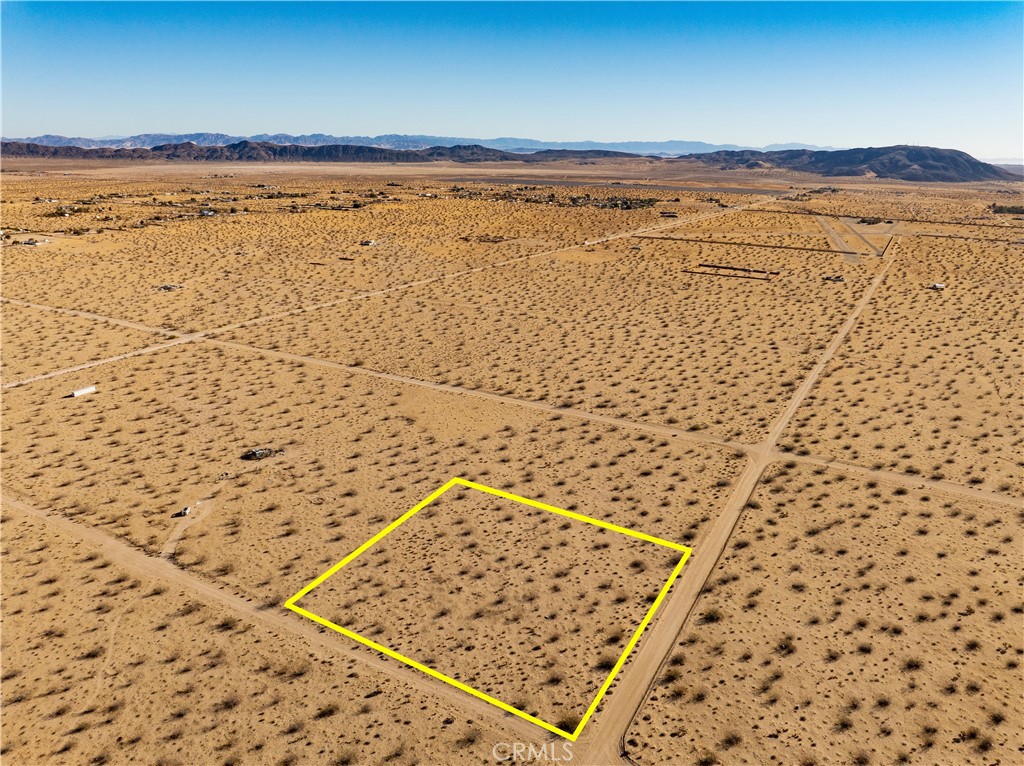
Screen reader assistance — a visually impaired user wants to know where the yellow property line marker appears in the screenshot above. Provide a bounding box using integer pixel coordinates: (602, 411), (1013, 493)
(284, 477), (692, 741)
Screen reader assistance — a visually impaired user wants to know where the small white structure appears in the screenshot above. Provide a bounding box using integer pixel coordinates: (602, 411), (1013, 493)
(359, 239), (377, 246)
(928, 283), (946, 291)
(70, 385), (97, 398)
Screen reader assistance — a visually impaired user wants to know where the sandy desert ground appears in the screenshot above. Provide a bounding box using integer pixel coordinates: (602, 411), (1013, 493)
(1, 160), (1021, 765)
(297, 485), (684, 733)
(625, 463), (1022, 766)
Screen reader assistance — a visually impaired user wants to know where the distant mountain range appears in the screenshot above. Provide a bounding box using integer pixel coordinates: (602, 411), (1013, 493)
(2, 140), (1015, 182)
(683, 146), (1016, 183)
(0, 140), (636, 164)
(1, 132), (836, 155)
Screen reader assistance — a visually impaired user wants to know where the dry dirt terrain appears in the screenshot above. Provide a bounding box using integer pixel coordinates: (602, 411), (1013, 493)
(779, 233), (1022, 495)
(625, 463), (1022, 766)
(217, 214), (883, 444)
(297, 485), (684, 733)
(1, 160), (1021, 765)
(2, 496), (523, 766)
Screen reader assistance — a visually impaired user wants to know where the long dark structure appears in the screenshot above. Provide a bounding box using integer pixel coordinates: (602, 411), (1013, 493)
(682, 263), (781, 281)
(635, 234), (860, 255)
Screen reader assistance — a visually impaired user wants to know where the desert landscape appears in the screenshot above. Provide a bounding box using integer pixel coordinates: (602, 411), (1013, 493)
(2, 156), (1021, 766)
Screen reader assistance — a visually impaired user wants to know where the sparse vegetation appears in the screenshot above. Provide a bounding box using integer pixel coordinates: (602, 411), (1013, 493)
(3, 172), (1020, 766)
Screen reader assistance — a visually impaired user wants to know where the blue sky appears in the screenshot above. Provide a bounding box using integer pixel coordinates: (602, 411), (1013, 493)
(2, 2), (1021, 157)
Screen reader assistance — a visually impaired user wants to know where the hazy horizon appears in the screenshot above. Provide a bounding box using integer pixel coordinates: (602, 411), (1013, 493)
(2, 2), (1022, 158)
(7, 131), (1023, 163)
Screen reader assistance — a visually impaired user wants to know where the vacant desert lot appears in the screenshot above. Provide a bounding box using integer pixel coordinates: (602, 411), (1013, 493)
(0, 300), (162, 381)
(2, 163), (1021, 766)
(0, 338), (740, 590)
(766, 185), (1017, 224)
(2, 175), (725, 332)
(626, 462), (1022, 766)
(0, 498), (521, 766)
(220, 225), (882, 443)
(780, 235), (1023, 494)
(298, 484), (684, 732)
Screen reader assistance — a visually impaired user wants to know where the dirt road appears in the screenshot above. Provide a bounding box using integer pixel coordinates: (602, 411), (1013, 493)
(571, 235), (900, 765)
(838, 217), (884, 255)
(1, 493), (546, 744)
(1, 336), (192, 390)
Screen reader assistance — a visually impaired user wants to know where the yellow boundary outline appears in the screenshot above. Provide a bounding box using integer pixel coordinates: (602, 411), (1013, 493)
(284, 477), (692, 741)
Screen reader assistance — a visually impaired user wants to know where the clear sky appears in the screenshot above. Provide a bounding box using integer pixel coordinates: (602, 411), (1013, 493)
(2, 2), (1021, 157)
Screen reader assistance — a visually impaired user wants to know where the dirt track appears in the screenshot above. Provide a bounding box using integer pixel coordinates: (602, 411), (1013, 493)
(572, 228), (899, 765)
(1, 493), (547, 744)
